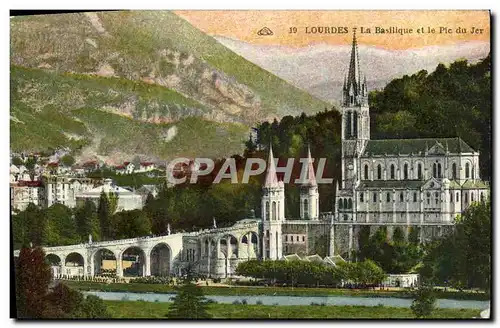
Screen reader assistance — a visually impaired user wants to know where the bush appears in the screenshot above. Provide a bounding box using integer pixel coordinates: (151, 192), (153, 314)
(235, 259), (386, 287)
(411, 285), (436, 318)
(256, 300), (263, 305)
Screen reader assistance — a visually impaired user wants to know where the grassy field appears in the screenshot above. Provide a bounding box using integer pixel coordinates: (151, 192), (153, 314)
(103, 300), (480, 319)
(65, 281), (490, 301)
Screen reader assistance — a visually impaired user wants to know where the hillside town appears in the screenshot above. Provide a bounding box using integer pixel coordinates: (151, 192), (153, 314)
(9, 150), (166, 213)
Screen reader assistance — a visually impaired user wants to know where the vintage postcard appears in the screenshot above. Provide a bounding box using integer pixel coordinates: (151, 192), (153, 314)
(10, 10), (491, 320)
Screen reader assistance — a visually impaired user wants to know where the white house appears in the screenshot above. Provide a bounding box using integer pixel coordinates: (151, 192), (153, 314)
(75, 179), (143, 212)
(115, 162), (135, 175)
(137, 162), (156, 173)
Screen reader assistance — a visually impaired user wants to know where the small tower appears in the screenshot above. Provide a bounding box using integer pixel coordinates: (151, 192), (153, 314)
(261, 145), (285, 260)
(300, 146), (319, 220)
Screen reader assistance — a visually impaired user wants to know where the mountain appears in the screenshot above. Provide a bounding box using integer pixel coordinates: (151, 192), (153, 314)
(10, 11), (330, 163)
(214, 36), (490, 104)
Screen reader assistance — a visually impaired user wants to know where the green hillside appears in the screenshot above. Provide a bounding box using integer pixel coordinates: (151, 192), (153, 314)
(10, 11), (330, 122)
(10, 11), (330, 160)
(10, 66), (248, 160)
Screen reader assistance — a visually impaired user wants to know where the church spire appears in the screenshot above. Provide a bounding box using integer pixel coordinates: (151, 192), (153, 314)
(264, 144), (281, 188)
(303, 146), (317, 187)
(343, 29), (367, 107)
(347, 29), (360, 92)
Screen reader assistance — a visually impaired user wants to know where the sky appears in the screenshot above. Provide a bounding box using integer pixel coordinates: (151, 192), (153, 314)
(174, 10), (490, 50)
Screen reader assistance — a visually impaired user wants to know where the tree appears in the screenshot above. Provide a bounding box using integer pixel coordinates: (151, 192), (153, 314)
(113, 210), (151, 239)
(166, 265), (211, 319)
(12, 156), (23, 166)
(25, 203), (47, 246)
(45, 204), (78, 246)
(60, 154), (75, 167)
(98, 191), (111, 240)
(44, 283), (110, 318)
(411, 284), (436, 318)
(421, 199), (491, 291)
(75, 199), (99, 242)
(15, 247), (52, 318)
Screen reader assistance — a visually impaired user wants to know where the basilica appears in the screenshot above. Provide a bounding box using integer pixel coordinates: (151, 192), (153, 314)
(231, 31), (490, 263)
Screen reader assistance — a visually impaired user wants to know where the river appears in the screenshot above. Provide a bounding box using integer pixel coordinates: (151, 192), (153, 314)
(84, 291), (489, 309)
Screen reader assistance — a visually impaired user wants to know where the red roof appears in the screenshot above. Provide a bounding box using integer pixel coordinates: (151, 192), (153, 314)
(17, 180), (42, 187)
(48, 162), (59, 167)
(83, 161), (98, 167)
(115, 165), (125, 169)
(123, 161), (130, 166)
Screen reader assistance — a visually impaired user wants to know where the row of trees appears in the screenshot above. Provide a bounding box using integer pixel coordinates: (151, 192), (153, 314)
(420, 200), (491, 292)
(235, 259), (386, 288)
(356, 226), (423, 274)
(15, 247), (109, 318)
(369, 55), (491, 180)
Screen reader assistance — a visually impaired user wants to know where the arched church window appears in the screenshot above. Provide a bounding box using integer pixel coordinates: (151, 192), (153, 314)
(435, 192), (439, 205)
(272, 201), (276, 220)
(481, 192), (484, 202)
(386, 192), (391, 202)
(464, 193), (468, 203)
(338, 198), (343, 210)
(377, 165), (382, 180)
(390, 164), (395, 179)
(472, 168), (475, 179)
(471, 193), (474, 202)
(413, 192), (417, 202)
(360, 192), (364, 203)
(373, 193), (377, 202)
(348, 198), (353, 209)
(465, 163), (470, 179)
(426, 192), (431, 205)
(265, 201), (270, 221)
(304, 199), (309, 218)
(418, 164), (423, 180)
(364, 164), (369, 180)
(438, 163), (442, 178)
(278, 201), (280, 220)
(400, 192), (404, 202)
(452, 163), (457, 179)
(346, 112), (352, 137)
(433, 163), (437, 178)
(353, 112), (358, 138)
(344, 198), (348, 209)
(404, 163), (408, 180)
(456, 192), (459, 202)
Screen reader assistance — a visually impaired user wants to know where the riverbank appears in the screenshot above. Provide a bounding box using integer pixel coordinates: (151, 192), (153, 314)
(104, 300), (481, 319)
(65, 281), (489, 301)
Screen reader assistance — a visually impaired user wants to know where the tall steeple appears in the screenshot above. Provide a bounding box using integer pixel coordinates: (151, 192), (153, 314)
(343, 29), (367, 107)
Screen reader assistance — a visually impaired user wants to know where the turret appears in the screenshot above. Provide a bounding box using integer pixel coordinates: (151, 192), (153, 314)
(300, 146), (319, 220)
(261, 145), (284, 259)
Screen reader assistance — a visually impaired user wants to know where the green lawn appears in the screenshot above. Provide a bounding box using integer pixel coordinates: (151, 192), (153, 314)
(65, 281), (489, 300)
(104, 300), (480, 319)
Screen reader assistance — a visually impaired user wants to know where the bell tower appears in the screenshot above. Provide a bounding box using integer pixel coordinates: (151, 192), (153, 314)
(341, 29), (370, 189)
(261, 145), (284, 260)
